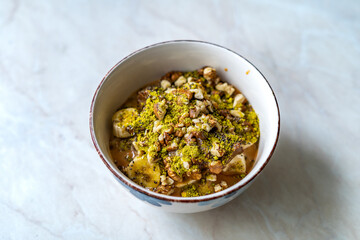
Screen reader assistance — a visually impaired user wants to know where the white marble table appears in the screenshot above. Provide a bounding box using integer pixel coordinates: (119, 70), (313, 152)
(1, 0), (359, 239)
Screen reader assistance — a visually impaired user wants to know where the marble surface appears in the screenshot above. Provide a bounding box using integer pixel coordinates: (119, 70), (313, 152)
(1, 0), (359, 239)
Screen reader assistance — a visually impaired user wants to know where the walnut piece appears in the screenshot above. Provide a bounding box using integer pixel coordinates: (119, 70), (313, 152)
(174, 89), (193, 100)
(161, 80), (171, 89)
(156, 185), (175, 195)
(203, 67), (217, 81)
(215, 82), (235, 96)
(210, 142), (225, 158)
(186, 169), (202, 180)
(214, 184), (222, 193)
(220, 181), (228, 188)
(233, 93), (246, 107)
(230, 110), (244, 118)
(174, 76), (187, 87)
(206, 174), (217, 182)
(190, 89), (204, 99)
(160, 175), (175, 186)
(166, 142), (178, 151)
(154, 100), (167, 120)
(175, 128), (186, 137)
(165, 158), (183, 182)
(153, 120), (162, 133)
(189, 107), (201, 118)
(209, 160), (223, 174)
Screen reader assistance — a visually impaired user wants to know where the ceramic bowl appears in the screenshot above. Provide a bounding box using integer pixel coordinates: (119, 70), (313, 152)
(90, 40), (280, 213)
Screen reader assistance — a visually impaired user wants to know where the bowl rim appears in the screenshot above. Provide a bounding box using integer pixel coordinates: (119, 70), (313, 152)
(89, 40), (280, 203)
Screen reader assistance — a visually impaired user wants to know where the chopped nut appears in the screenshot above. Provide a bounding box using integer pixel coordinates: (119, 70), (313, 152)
(193, 131), (206, 140)
(190, 89), (204, 99)
(166, 141), (178, 151)
(192, 118), (201, 124)
(179, 112), (190, 124)
(218, 109), (232, 119)
(214, 184), (222, 193)
(187, 77), (196, 83)
(186, 126), (198, 133)
(175, 122), (184, 128)
(153, 120), (162, 133)
(161, 80), (171, 89)
(176, 95), (189, 105)
(186, 169), (202, 180)
(230, 110), (244, 118)
(211, 100), (219, 109)
(147, 143), (160, 163)
(160, 175), (166, 182)
(164, 126), (174, 134)
(156, 185), (175, 195)
(132, 141), (143, 156)
(195, 100), (207, 113)
(175, 128), (185, 137)
(214, 77), (221, 85)
(220, 181), (228, 188)
(165, 88), (176, 94)
(182, 161), (190, 170)
(189, 107), (201, 118)
(154, 100), (167, 120)
(233, 93), (246, 108)
(160, 175), (175, 186)
(215, 82), (235, 96)
(204, 100), (214, 112)
(174, 89), (193, 100)
(174, 76), (187, 87)
(158, 133), (165, 144)
(210, 142), (225, 157)
(203, 67), (217, 81)
(163, 132), (172, 145)
(165, 158), (183, 182)
(209, 160), (223, 174)
(206, 174), (217, 182)
(184, 133), (196, 145)
(201, 123), (212, 132)
(207, 116), (222, 131)
(137, 90), (150, 106)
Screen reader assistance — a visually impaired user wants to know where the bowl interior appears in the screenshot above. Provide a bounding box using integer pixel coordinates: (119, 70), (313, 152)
(91, 41), (279, 200)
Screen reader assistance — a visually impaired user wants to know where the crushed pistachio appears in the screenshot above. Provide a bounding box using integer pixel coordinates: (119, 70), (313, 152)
(181, 184), (200, 197)
(110, 67), (260, 197)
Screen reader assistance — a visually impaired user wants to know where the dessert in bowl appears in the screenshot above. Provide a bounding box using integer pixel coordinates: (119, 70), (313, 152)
(90, 40), (280, 213)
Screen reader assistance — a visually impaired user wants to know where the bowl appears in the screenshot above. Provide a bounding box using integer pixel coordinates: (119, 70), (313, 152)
(90, 40), (280, 213)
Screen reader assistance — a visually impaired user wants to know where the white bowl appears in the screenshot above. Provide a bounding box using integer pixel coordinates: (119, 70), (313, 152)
(90, 40), (280, 213)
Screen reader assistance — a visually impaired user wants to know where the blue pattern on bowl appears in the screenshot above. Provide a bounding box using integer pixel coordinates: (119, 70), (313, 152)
(197, 190), (239, 208)
(129, 188), (172, 207)
(114, 176), (172, 207)
(224, 191), (238, 199)
(198, 198), (222, 206)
